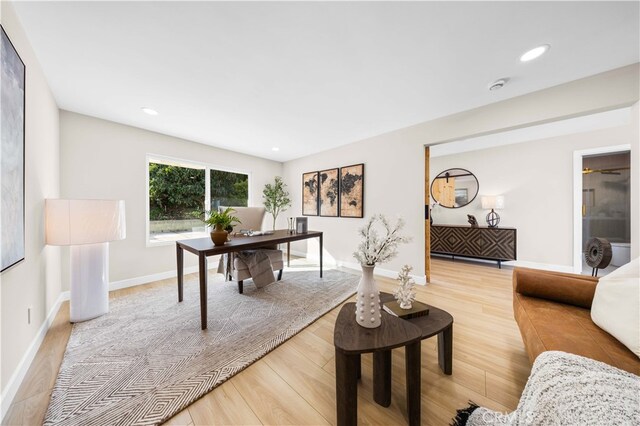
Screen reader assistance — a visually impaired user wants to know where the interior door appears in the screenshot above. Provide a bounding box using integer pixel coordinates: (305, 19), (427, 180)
(424, 146), (431, 283)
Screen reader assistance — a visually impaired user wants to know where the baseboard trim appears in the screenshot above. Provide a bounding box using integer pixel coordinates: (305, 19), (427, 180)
(0, 291), (66, 422)
(109, 261), (219, 292)
(430, 254), (575, 273)
(510, 260), (574, 273)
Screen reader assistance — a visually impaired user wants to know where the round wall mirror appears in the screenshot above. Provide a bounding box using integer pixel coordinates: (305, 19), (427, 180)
(431, 168), (479, 209)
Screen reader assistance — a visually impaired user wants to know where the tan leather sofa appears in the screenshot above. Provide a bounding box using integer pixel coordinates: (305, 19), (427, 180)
(513, 267), (639, 375)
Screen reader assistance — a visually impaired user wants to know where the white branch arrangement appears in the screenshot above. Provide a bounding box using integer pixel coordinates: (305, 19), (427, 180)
(353, 214), (411, 266)
(394, 264), (417, 309)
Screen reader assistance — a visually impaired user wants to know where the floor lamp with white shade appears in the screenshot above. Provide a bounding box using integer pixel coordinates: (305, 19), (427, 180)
(45, 199), (126, 322)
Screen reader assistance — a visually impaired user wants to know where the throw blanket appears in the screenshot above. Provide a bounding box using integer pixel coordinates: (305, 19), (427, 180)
(236, 250), (275, 288)
(456, 351), (640, 425)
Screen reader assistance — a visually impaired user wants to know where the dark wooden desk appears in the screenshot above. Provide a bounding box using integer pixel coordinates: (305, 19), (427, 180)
(176, 230), (323, 329)
(334, 303), (423, 426)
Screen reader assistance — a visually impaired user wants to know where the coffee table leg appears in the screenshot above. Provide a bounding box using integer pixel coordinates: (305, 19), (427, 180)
(438, 325), (453, 375)
(176, 244), (184, 302)
(373, 350), (392, 407)
(406, 341), (421, 426)
(335, 350), (358, 426)
(199, 254), (208, 330)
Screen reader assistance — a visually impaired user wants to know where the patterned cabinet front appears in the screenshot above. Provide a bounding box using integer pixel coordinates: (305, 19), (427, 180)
(431, 225), (516, 261)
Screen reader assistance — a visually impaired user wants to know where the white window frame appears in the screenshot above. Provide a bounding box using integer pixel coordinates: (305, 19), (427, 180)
(146, 153), (252, 247)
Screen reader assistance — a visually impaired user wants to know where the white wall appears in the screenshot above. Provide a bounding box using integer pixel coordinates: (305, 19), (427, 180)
(430, 116), (635, 270)
(59, 111), (283, 287)
(0, 1), (61, 414)
(282, 65), (639, 279)
(632, 102), (640, 260)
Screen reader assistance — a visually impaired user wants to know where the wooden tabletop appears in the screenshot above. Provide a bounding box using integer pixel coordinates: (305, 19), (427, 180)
(379, 292), (453, 340)
(176, 230), (323, 256)
(334, 302), (422, 354)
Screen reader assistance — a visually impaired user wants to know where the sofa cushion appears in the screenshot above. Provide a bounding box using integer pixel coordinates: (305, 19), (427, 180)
(514, 291), (640, 375)
(513, 267), (597, 309)
(591, 258), (640, 359)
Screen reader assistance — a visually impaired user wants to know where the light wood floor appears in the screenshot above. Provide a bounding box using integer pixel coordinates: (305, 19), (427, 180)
(4, 258), (531, 426)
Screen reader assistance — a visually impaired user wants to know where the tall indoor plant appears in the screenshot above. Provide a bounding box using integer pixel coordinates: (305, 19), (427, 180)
(353, 214), (410, 328)
(262, 176), (291, 230)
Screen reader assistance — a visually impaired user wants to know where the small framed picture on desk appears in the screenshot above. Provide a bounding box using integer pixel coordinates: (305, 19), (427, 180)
(296, 217), (308, 233)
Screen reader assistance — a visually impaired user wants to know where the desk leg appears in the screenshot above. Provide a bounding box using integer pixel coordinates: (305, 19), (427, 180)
(199, 254), (208, 330)
(373, 350), (392, 407)
(287, 242), (290, 267)
(177, 244), (184, 302)
(438, 324), (453, 375)
(319, 233), (323, 278)
(335, 350), (358, 426)
(406, 341), (421, 426)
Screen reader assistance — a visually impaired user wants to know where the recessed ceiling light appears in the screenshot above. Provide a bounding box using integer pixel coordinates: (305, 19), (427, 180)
(272, 147), (280, 152)
(141, 107), (159, 116)
(520, 44), (550, 62)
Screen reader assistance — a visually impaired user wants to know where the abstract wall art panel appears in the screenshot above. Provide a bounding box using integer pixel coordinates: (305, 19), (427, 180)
(340, 164), (364, 218)
(319, 168), (339, 217)
(1, 26), (25, 272)
(302, 171), (319, 216)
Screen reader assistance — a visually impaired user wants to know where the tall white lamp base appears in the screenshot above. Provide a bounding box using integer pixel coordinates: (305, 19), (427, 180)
(70, 242), (109, 322)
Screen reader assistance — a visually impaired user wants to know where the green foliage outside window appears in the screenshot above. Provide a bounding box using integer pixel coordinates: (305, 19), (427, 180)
(149, 164), (205, 220)
(149, 163), (248, 221)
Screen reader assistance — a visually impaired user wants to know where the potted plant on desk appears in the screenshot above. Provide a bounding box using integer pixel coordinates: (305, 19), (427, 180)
(204, 207), (241, 246)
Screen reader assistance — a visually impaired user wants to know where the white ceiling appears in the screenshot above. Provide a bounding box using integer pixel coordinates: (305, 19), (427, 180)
(13, 1), (639, 162)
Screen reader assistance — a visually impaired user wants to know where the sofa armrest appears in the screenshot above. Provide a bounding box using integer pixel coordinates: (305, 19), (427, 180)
(513, 267), (598, 309)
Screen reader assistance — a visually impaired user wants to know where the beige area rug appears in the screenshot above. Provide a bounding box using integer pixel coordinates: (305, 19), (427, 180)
(44, 269), (358, 426)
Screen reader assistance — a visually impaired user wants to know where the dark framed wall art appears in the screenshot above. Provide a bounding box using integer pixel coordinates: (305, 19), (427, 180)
(318, 168), (339, 217)
(1, 26), (26, 272)
(302, 171), (319, 216)
(340, 163), (364, 218)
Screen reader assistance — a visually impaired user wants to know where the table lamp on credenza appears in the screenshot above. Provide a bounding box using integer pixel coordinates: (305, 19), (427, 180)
(481, 195), (504, 228)
(45, 199), (126, 322)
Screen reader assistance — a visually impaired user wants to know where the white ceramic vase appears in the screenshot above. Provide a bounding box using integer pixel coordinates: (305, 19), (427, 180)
(355, 264), (381, 328)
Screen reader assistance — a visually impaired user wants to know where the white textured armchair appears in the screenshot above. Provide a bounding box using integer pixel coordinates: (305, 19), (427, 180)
(221, 206), (284, 293)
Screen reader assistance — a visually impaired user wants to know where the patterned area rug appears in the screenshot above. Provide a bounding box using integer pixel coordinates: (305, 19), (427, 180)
(44, 269), (357, 426)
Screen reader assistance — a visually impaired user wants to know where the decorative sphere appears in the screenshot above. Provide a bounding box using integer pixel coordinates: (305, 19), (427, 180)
(370, 317), (375, 323)
(370, 309), (375, 314)
(370, 294), (374, 299)
(370, 302), (375, 307)
(359, 316), (364, 321)
(360, 307), (364, 313)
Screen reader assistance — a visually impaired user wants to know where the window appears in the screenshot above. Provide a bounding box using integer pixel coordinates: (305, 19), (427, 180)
(147, 156), (249, 244)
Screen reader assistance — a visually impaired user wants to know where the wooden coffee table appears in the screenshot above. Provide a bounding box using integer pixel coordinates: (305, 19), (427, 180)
(375, 292), (454, 407)
(334, 302), (423, 426)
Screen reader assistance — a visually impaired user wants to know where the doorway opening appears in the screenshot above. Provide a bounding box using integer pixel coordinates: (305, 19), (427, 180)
(574, 146), (631, 275)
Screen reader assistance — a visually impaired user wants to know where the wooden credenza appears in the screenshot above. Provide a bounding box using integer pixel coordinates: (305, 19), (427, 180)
(430, 225), (517, 268)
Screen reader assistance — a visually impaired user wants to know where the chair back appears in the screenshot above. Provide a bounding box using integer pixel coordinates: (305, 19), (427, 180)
(220, 206), (266, 232)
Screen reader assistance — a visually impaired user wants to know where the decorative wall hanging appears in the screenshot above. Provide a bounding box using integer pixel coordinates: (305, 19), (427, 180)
(431, 168), (479, 209)
(319, 168), (339, 217)
(339, 163), (364, 218)
(302, 171), (319, 216)
(1, 26), (26, 272)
